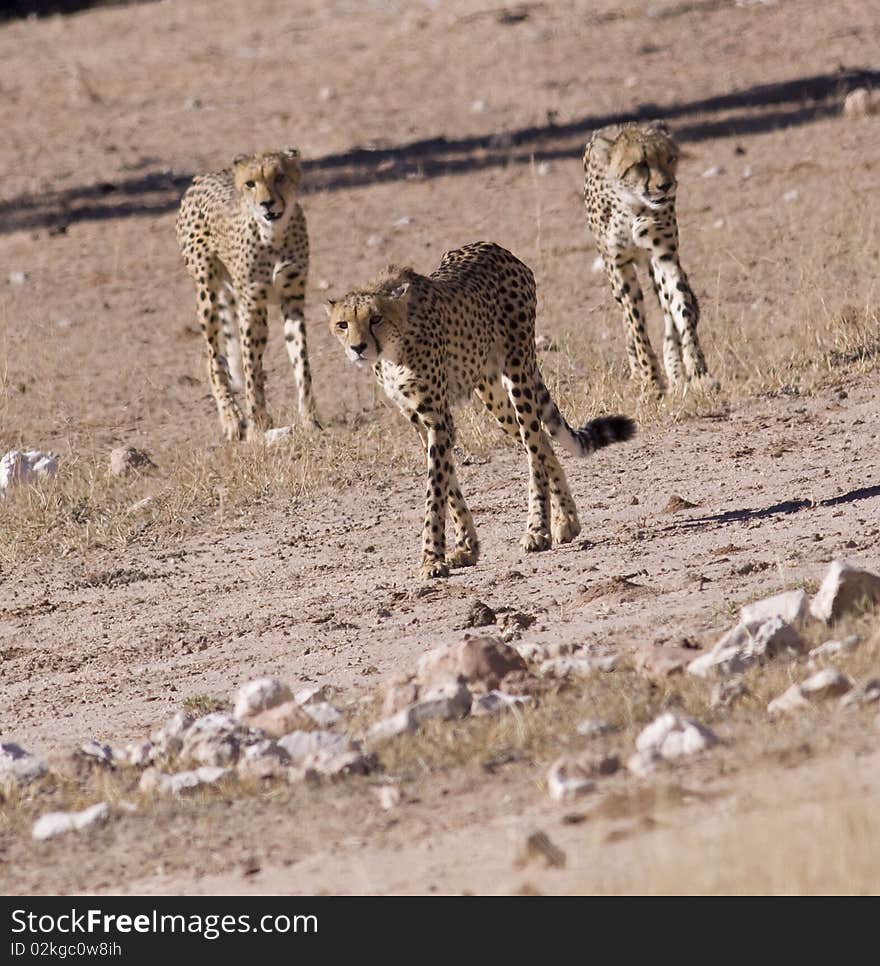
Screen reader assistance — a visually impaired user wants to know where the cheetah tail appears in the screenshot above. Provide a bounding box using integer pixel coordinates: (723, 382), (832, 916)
(535, 376), (636, 457)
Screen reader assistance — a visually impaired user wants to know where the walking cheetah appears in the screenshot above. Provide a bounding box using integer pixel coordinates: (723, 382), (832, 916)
(176, 147), (319, 440)
(583, 121), (715, 393)
(328, 242), (635, 579)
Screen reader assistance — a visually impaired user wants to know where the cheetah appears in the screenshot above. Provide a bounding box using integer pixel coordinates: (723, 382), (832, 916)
(176, 147), (319, 440)
(328, 242), (635, 579)
(583, 121), (715, 394)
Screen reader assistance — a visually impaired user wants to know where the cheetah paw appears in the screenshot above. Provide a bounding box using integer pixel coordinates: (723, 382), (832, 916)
(447, 545), (479, 568)
(223, 421), (246, 443)
(551, 515), (581, 544)
(520, 530), (552, 553)
(419, 559), (450, 580)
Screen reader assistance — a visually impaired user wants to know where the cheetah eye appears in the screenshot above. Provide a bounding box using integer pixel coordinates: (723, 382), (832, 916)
(336, 321), (348, 331)
(370, 314), (384, 328)
(244, 180), (256, 189)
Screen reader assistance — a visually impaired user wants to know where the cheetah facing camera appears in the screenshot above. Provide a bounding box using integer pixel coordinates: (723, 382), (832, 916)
(176, 147), (320, 441)
(328, 242), (636, 579)
(584, 121), (716, 394)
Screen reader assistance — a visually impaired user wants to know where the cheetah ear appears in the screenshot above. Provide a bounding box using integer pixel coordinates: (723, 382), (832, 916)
(323, 299), (336, 319)
(588, 125), (620, 164)
(389, 282), (410, 302)
(647, 119), (671, 136)
(232, 153), (250, 168)
(283, 146), (300, 159)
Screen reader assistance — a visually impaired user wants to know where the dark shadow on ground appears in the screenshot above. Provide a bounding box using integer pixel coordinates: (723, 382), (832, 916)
(665, 484), (880, 531)
(1, 68), (876, 236)
(0, 0), (155, 21)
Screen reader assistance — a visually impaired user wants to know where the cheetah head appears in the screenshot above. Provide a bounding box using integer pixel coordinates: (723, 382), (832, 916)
(603, 122), (678, 211)
(232, 147), (301, 225)
(327, 278), (411, 367)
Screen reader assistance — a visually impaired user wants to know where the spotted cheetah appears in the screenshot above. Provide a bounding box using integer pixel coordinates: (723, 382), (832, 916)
(583, 121), (715, 393)
(328, 242), (635, 579)
(176, 147), (319, 440)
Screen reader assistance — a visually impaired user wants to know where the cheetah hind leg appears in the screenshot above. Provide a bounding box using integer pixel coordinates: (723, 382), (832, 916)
(476, 375), (579, 546)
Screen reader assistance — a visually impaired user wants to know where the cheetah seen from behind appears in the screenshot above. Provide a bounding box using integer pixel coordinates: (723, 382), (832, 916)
(176, 147), (319, 440)
(328, 242), (635, 579)
(583, 121), (715, 394)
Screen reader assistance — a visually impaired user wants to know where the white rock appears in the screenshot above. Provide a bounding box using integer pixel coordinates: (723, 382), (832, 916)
(302, 701), (342, 728)
(784, 189), (799, 203)
(843, 87), (879, 118)
(264, 426), (293, 445)
(368, 708), (417, 742)
(749, 617), (804, 659)
(235, 740), (291, 779)
(139, 765), (229, 796)
(536, 161), (551, 176)
(0, 450), (59, 493)
(635, 712), (718, 760)
(125, 740), (154, 767)
(768, 668), (853, 715)
(546, 757), (596, 802)
(295, 685), (331, 706)
(472, 690), (531, 716)
(800, 668), (853, 699)
(109, 446), (154, 477)
(277, 730), (350, 763)
(809, 635), (860, 662)
(77, 740), (114, 765)
(740, 589), (807, 629)
(148, 711), (194, 760)
(809, 561), (880, 623)
(576, 718), (616, 738)
(591, 255), (605, 274)
(32, 802), (110, 841)
(687, 617), (802, 678)
(233, 678), (293, 720)
(470, 99), (488, 113)
(179, 712), (250, 766)
(0, 742), (47, 790)
(702, 165), (724, 178)
(767, 684), (809, 715)
(368, 678), (471, 742)
(840, 678), (880, 709)
(376, 785), (401, 809)
(301, 748), (373, 777)
(393, 215), (414, 227)
(366, 233), (385, 247)
(8, 271), (28, 285)
(627, 750), (659, 778)
(538, 656), (596, 679)
(318, 85), (335, 101)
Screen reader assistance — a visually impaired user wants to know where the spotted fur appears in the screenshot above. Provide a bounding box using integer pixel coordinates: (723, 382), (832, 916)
(176, 147), (319, 440)
(583, 121), (715, 393)
(328, 242), (635, 579)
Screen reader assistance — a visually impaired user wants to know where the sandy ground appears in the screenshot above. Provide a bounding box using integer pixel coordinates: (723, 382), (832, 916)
(1, 0), (880, 895)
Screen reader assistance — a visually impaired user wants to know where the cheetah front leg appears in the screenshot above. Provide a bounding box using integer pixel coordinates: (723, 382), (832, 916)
(281, 287), (321, 430)
(647, 260), (684, 390)
(501, 369), (552, 553)
(650, 255), (716, 390)
(235, 291), (271, 440)
(605, 259), (663, 393)
(412, 418), (479, 569)
(476, 375), (580, 545)
(193, 268), (245, 441)
(417, 409), (456, 579)
(218, 283), (244, 393)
